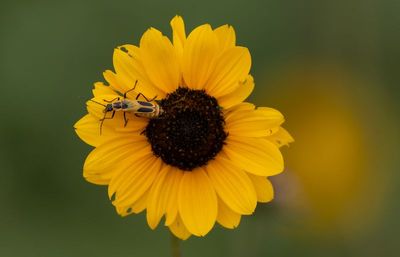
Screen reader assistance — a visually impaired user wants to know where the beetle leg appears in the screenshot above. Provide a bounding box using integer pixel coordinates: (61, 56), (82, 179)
(136, 92), (157, 102)
(123, 112), (129, 127)
(99, 111), (115, 135)
(124, 80), (138, 98)
(103, 97), (119, 103)
(148, 95), (157, 102)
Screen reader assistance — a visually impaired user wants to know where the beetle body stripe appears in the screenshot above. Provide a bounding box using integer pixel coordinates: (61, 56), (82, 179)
(104, 99), (163, 118)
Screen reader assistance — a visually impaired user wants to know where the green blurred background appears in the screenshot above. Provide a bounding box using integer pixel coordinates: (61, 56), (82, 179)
(1, 0), (399, 256)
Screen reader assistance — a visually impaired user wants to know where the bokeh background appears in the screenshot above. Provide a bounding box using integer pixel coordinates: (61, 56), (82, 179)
(1, 0), (399, 256)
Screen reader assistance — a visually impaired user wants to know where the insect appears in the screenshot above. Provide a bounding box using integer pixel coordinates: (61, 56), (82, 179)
(89, 81), (163, 134)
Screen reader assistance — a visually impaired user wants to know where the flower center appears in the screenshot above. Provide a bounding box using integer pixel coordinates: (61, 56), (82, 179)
(144, 87), (227, 171)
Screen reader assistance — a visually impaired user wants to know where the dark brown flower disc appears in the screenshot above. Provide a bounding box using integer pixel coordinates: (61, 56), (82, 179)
(144, 87), (227, 171)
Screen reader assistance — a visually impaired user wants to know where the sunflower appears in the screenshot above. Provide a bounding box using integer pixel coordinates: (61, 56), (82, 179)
(74, 15), (293, 240)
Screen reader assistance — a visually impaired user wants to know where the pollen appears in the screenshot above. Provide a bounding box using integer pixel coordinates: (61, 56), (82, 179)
(145, 87), (227, 171)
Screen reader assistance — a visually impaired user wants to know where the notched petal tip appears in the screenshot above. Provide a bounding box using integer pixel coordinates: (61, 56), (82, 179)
(217, 198), (242, 229)
(92, 82), (117, 97)
(268, 127), (294, 148)
(170, 15), (184, 27)
(140, 27), (163, 47)
(214, 24), (236, 51)
(170, 15), (186, 52)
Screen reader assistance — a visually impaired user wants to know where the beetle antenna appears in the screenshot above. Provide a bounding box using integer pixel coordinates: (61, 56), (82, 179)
(89, 99), (107, 107)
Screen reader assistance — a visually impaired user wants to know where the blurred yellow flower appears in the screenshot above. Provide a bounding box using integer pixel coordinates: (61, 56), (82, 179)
(264, 64), (384, 236)
(74, 15), (292, 239)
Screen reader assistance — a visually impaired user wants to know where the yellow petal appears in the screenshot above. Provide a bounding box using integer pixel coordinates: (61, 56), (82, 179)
(111, 44), (142, 95)
(116, 205), (130, 217)
(223, 136), (284, 176)
(247, 174), (274, 203)
(170, 15), (186, 83)
(214, 24), (236, 51)
(114, 116), (148, 134)
(112, 48), (140, 92)
(92, 82), (118, 97)
(164, 169), (184, 226)
(130, 188), (149, 213)
(206, 157), (257, 214)
(117, 44), (139, 55)
(268, 127), (294, 148)
(168, 214), (191, 240)
(74, 114), (114, 147)
(217, 75), (254, 109)
(111, 155), (161, 207)
(224, 105), (283, 124)
(83, 135), (149, 185)
(146, 165), (169, 229)
(119, 44), (167, 99)
(170, 15), (186, 54)
(257, 107), (285, 118)
(75, 114), (145, 150)
(112, 47), (166, 99)
(178, 168), (217, 236)
(171, 15), (186, 45)
(116, 188), (149, 216)
(205, 46), (251, 98)
(225, 106), (284, 137)
(223, 102), (255, 114)
(140, 28), (181, 93)
(103, 70), (126, 94)
(182, 24), (219, 89)
(217, 198), (241, 229)
(146, 165), (183, 229)
(101, 68), (139, 99)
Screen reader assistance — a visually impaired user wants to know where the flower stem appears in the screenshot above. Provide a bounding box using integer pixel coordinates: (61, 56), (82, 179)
(170, 232), (182, 257)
